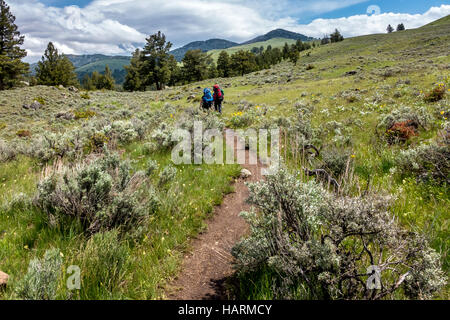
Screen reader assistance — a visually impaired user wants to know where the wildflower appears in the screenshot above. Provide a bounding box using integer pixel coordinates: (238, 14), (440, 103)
(441, 111), (445, 115)
(351, 155), (356, 158)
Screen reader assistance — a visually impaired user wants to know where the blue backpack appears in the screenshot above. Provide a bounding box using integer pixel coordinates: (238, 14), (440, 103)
(203, 88), (213, 102)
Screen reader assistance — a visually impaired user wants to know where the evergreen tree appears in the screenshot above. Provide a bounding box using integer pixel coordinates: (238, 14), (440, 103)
(141, 31), (173, 90)
(100, 65), (115, 90)
(330, 29), (344, 43)
(217, 51), (231, 78)
(397, 23), (405, 31)
(36, 42), (78, 87)
(167, 55), (180, 87)
(295, 39), (304, 51)
(123, 49), (145, 91)
(182, 49), (211, 83)
(0, 0), (29, 90)
(282, 42), (290, 59)
(288, 44), (299, 65)
(230, 50), (257, 76)
(387, 24), (394, 33)
(321, 36), (330, 45)
(82, 74), (94, 91)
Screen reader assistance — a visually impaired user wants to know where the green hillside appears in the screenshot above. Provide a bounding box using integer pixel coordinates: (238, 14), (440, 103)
(75, 57), (131, 84)
(207, 37), (299, 61)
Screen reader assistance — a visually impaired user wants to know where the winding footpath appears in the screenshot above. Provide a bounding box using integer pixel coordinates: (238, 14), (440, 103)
(167, 130), (266, 300)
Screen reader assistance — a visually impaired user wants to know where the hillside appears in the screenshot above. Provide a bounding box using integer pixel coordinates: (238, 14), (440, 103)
(1, 16), (448, 301)
(208, 37), (299, 61)
(170, 39), (238, 61)
(242, 28), (315, 45)
(75, 56), (131, 84)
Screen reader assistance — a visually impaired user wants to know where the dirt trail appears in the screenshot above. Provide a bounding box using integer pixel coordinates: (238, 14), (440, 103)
(167, 131), (265, 300)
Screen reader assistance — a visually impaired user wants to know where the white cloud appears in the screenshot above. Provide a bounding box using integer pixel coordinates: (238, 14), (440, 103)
(289, 5), (450, 38)
(8, 0), (450, 62)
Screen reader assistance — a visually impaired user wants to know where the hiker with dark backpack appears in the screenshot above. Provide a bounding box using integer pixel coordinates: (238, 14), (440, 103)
(201, 88), (214, 111)
(213, 84), (224, 114)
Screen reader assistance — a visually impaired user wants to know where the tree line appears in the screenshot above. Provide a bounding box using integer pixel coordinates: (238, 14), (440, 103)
(122, 31), (320, 91)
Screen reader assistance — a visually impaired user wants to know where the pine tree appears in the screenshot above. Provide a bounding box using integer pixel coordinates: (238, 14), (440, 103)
(330, 29), (344, 43)
(0, 0), (29, 90)
(397, 23), (405, 31)
(124, 49), (145, 91)
(321, 36), (330, 45)
(387, 24), (394, 33)
(282, 42), (290, 59)
(288, 44), (299, 65)
(217, 51), (231, 78)
(36, 42), (78, 87)
(82, 74), (95, 91)
(182, 49), (211, 83)
(101, 65), (115, 90)
(230, 50), (257, 76)
(141, 31), (173, 90)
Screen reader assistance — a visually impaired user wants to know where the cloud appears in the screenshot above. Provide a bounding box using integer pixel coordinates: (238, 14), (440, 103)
(289, 5), (450, 38)
(8, 0), (450, 62)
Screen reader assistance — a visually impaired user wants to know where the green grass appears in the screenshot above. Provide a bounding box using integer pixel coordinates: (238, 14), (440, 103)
(1, 15), (449, 300)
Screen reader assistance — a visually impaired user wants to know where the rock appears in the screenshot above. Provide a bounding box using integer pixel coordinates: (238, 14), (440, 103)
(0, 271), (9, 288)
(240, 169), (252, 179)
(55, 111), (75, 120)
(20, 81), (30, 87)
(58, 85), (64, 90)
(22, 103), (30, 109)
(68, 86), (78, 92)
(30, 101), (42, 110)
(187, 95), (196, 101)
(345, 70), (358, 76)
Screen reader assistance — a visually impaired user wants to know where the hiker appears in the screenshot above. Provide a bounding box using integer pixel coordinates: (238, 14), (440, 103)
(201, 88), (213, 111)
(213, 84), (224, 114)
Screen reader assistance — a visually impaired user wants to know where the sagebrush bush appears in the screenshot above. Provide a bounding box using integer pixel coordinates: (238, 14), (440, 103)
(395, 142), (449, 185)
(158, 165), (177, 187)
(320, 149), (351, 178)
(34, 151), (159, 237)
(0, 139), (17, 162)
(233, 168), (446, 300)
(146, 159), (159, 177)
(15, 248), (62, 300)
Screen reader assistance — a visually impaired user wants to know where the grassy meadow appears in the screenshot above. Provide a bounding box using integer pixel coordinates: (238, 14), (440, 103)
(0, 16), (449, 299)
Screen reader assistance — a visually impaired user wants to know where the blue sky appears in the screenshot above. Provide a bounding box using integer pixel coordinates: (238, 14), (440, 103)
(9, 0), (450, 62)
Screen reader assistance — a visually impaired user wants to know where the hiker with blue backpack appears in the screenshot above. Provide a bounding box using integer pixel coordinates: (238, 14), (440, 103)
(201, 87), (214, 111)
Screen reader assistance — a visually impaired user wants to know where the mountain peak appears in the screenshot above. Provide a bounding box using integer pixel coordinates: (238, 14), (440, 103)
(242, 29), (315, 45)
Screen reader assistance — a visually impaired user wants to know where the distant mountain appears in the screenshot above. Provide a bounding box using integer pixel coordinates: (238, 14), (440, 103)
(242, 29), (315, 45)
(170, 39), (238, 61)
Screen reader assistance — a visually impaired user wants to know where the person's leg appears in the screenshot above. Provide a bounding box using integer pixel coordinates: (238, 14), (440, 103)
(218, 101), (222, 114)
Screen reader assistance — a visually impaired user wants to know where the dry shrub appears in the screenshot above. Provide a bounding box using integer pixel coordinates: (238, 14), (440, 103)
(233, 168), (446, 300)
(16, 130), (32, 138)
(424, 83), (446, 102)
(385, 120), (418, 144)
